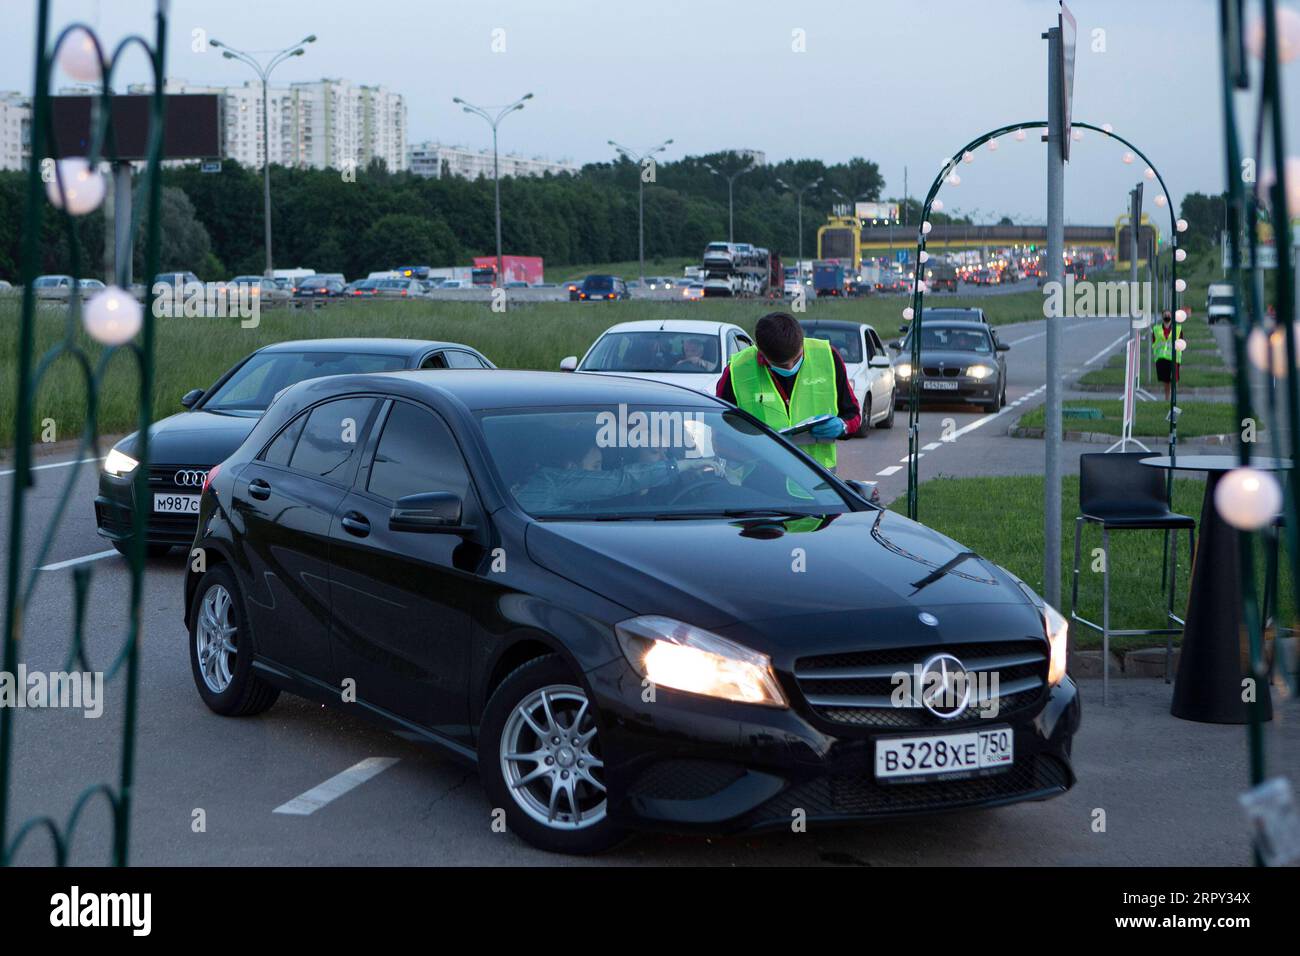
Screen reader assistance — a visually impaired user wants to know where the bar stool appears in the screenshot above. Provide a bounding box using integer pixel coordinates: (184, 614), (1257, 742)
(1070, 452), (1196, 703)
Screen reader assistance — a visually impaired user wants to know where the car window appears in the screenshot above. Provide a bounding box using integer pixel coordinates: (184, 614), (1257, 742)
(582, 331), (721, 373)
(204, 351), (407, 413)
(444, 350), (486, 369)
(421, 352), (449, 369)
(288, 398), (379, 482)
(261, 414), (307, 467)
(367, 401), (472, 503)
(868, 329), (886, 355)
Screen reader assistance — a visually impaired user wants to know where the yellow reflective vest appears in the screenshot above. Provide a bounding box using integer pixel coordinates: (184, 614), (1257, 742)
(1153, 323), (1183, 364)
(728, 338), (838, 469)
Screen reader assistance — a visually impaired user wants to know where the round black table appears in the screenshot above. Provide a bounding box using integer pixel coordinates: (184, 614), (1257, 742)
(1140, 455), (1289, 724)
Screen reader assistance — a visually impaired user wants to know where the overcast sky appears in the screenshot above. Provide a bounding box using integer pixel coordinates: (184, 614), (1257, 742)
(5, 0), (1298, 227)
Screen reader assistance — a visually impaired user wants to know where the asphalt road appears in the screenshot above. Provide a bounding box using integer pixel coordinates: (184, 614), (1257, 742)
(2, 313), (1289, 866)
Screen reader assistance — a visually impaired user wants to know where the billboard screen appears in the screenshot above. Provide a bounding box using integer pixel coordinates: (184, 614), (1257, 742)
(49, 94), (222, 161)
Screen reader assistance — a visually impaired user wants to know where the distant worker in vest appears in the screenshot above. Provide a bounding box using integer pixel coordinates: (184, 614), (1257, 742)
(1152, 309), (1183, 402)
(716, 311), (861, 473)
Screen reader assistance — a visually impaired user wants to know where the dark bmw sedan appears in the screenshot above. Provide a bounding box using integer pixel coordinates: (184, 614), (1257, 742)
(890, 319), (1009, 412)
(183, 370), (1078, 854)
(95, 338), (495, 556)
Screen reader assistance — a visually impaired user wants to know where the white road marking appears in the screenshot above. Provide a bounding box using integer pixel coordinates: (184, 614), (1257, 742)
(273, 757), (401, 816)
(876, 465), (903, 477)
(0, 455), (104, 478)
(38, 549), (118, 571)
(1006, 330), (1047, 345)
(922, 442), (942, 451)
(899, 454), (923, 463)
(1082, 332), (1131, 367)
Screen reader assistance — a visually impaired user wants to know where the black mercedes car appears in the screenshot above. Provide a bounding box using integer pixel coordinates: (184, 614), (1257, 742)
(890, 319), (1009, 411)
(183, 370), (1078, 854)
(95, 338), (495, 556)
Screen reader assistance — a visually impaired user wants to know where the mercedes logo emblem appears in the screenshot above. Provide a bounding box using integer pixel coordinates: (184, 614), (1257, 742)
(918, 653), (971, 719)
(173, 469), (208, 488)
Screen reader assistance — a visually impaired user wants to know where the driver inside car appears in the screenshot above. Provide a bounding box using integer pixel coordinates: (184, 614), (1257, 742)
(512, 430), (720, 513)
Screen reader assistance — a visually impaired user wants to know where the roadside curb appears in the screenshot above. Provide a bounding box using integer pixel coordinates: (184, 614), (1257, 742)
(1073, 383), (1234, 396)
(1007, 426), (1247, 446)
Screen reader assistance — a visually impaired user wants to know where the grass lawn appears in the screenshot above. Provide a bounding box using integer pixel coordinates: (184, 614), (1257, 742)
(887, 474), (1294, 653)
(1078, 364), (1235, 389)
(0, 287), (1050, 447)
(1016, 399), (1238, 438)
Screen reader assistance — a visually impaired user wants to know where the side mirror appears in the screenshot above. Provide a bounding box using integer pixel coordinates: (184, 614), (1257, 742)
(843, 478), (881, 505)
(389, 492), (471, 534)
(559, 356), (578, 371)
(996, 342), (1011, 352)
(868, 355), (892, 368)
(898, 324), (910, 334)
(887, 340), (902, 351)
(180, 388), (204, 409)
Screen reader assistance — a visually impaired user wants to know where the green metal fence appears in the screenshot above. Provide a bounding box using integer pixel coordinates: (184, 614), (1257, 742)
(0, 0), (168, 866)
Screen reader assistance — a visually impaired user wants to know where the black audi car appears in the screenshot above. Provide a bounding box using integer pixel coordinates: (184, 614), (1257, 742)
(95, 338), (495, 556)
(183, 370), (1078, 854)
(891, 319), (1009, 411)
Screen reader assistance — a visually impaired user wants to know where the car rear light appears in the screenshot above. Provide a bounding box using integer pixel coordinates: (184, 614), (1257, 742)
(202, 463), (220, 495)
(607, 293), (615, 299)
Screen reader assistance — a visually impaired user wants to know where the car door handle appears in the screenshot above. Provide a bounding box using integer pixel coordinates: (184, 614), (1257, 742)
(248, 478), (271, 500)
(340, 512), (371, 537)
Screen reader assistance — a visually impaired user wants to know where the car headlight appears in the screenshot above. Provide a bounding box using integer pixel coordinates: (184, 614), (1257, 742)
(1043, 602), (1069, 685)
(103, 447), (139, 477)
(615, 615), (787, 707)
(895, 362), (912, 379)
(967, 364), (994, 379)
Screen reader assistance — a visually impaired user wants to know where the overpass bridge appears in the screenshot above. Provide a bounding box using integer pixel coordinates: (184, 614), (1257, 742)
(857, 222), (1120, 252)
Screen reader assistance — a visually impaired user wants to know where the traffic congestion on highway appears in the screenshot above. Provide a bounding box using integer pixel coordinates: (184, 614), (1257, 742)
(1, 0), (1296, 933)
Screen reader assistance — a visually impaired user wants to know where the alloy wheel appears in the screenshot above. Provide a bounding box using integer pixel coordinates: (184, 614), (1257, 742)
(500, 684), (606, 830)
(196, 584), (237, 694)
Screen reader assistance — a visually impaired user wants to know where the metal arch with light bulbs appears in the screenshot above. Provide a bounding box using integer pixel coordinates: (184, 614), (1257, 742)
(1, 0), (171, 867)
(902, 120), (1185, 521)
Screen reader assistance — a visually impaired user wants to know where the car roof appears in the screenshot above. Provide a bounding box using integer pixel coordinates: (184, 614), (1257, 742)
(254, 337), (472, 356)
(309, 369), (725, 411)
(598, 319), (738, 335)
(914, 319), (990, 330)
(799, 319), (870, 332)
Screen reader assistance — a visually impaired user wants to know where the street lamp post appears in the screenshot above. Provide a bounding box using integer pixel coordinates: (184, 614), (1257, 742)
(210, 34), (316, 279)
(453, 93), (533, 286)
(702, 158), (754, 242)
(775, 176), (821, 271)
(609, 138), (672, 287)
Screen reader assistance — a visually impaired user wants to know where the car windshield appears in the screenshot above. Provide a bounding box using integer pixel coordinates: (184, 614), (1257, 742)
(582, 331), (721, 373)
(583, 276), (614, 291)
(202, 351), (408, 414)
(803, 327), (863, 364)
(907, 326), (992, 353)
(478, 406), (849, 519)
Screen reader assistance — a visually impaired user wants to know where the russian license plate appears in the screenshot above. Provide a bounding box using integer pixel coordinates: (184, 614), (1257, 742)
(153, 493), (199, 514)
(922, 380), (959, 390)
(875, 727), (1014, 781)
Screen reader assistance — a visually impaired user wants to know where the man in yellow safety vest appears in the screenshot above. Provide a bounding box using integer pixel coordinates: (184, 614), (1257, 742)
(716, 311), (861, 472)
(1151, 309), (1183, 401)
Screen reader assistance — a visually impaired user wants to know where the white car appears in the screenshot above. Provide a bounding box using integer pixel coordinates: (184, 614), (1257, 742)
(797, 319), (896, 434)
(560, 319), (753, 395)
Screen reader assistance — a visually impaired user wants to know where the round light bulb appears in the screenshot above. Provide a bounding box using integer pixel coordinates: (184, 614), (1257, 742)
(948, 172), (961, 186)
(1247, 325), (1290, 377)
(902, 307), (914, 321)
(1247, 6), (1300, 63)
(919, 250), (930, 263)
(916, 280), (928, 294)
(1175, 310), (1187, 324)
(931, 199), (944, 212)
(1144, 167), (1156, 180)
(1176, 218), (1188, 232)
(44, 157), (105, 215)
(987, 140), (999, 151)
(83, 285), (142, 346)
(921, 221), (932, 235)
(1122, 151), (1135, 164)
(962, 151), (974, 164)
(58, 28), (102, 83)
(1175, 279), (1187, 292)
(1101, 123), (1114, 133)
(1072, 129), (1083, 142)
(1175, 248), (1187, 262)
(1014, 129), (1026, 141)
(1214, 467), (1283, 531)
(1154, 194), (1168, 207)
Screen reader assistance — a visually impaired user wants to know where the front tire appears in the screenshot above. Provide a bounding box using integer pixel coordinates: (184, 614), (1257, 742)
(877, 389), (896, 428)
(479, 655), (624, 855)
(852, 396), (871, 438)
(188, 565), (280, 717)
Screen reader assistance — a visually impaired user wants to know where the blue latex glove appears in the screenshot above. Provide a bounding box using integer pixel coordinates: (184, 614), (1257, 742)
(810, 416), (846, 439)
